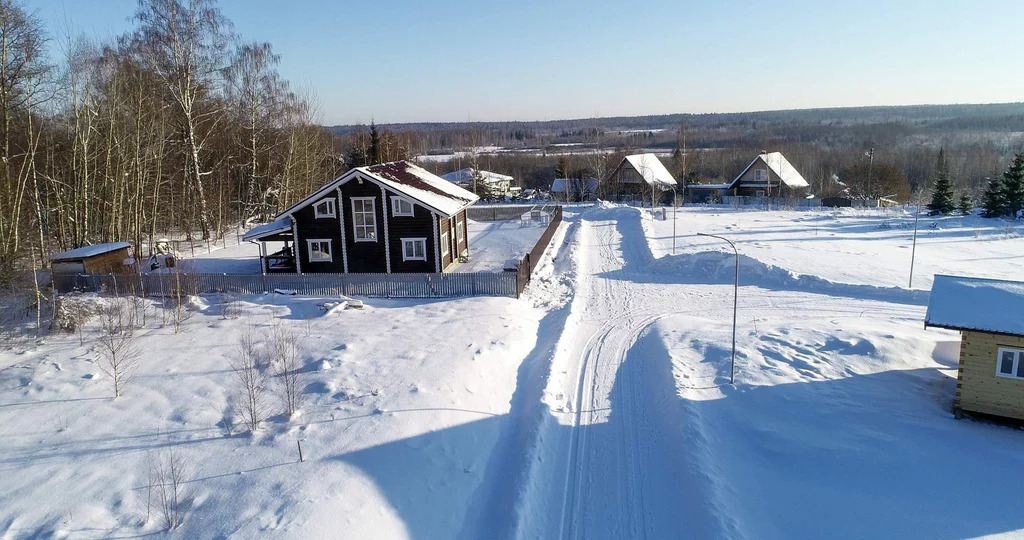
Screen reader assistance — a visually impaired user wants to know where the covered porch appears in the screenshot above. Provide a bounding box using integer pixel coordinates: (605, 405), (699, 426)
(242, 217), (298, 274)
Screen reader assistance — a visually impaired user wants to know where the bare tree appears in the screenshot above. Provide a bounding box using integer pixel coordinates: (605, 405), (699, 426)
(228, 326), (268, 432)
(132, 0), (233, 240)
(270, 325), (301, 417)
(96, 298), (140, 398)
(150, 448), (193, 530)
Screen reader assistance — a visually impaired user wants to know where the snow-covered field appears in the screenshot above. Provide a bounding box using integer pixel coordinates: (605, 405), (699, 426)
(3, 204), (1024, 538)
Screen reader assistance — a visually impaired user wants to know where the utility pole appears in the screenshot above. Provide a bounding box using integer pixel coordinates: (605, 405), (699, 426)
(672, 187), (678, 254)
(697, 233), (739, 384)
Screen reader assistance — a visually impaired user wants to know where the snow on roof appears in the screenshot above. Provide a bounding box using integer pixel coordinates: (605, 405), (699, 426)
(623, 154), (677, 188)
(49, 242), (131, 262)
(733, 152), (809, 188)
(242, 215), (293, 241)
(279, 161), (479, 219)
(360, 162), (479, 216)
(551, 178), (598, 193)
(925, 275), (1024, 336)
(441, 168), (513, 185)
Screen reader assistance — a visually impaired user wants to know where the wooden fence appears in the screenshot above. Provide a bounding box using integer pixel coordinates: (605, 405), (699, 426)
(53, 270), (518, 299)
(516, 205), (564, 296)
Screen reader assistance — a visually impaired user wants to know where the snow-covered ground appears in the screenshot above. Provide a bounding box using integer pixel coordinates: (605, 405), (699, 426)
(4, 204), (1024, 538)
(459, 219), (547, 272)
(0, 294), (544, 538)
(644, 206), (1023, 289)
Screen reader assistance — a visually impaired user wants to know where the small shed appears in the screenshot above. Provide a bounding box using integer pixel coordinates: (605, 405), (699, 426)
(925, 275), (1024, 420)
(49, 242), (133, 275)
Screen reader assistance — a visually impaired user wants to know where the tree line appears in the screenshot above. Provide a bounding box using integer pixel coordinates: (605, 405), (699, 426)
(0, 0), (340, 286)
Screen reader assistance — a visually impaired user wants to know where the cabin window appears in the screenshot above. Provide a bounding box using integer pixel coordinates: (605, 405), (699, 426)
(351, 197), (377, 242)
(456, 216), (465, 245)
(307, 239), (332, 262)
(314, 198), (336, 218)
(996, 347), (1024, 380)
(401, 238), (427, 261)
(756, 190), (766, 197)
(391, 197), (414, 217)
(755, 169), (767, 183)
(440, 230), (450, 258)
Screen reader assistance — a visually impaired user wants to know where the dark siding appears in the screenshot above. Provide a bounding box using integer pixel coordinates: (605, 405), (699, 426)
(456, 210), (469, 257)
(439, 216), (454, 270)
(385, 189), (437, 273)
(338, 177), (388, 273)
(293, 193), (345, 273)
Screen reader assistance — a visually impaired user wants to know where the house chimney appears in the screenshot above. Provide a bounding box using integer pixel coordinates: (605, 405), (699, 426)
(760, 150), (767, 155)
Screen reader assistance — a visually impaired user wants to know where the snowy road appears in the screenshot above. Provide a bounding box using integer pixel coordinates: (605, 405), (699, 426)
(515, 206), (732, 539)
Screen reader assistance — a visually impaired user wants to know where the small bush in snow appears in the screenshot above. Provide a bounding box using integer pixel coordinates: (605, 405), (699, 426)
(270, 325), (303, 417)
(97, 298), (140, 398)
(229, 327), (269, 432)
(52, 294), (101, 333)
(148, 449), (194, 530)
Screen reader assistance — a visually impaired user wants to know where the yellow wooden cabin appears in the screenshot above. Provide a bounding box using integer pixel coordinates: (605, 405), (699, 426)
(925, 275), (1024, 420)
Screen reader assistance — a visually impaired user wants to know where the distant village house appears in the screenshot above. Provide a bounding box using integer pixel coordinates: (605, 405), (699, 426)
(607, 153), (678, 205)
(442, 168), (515, 198)
(551, 177), (599, 202)
(687, 151), (809, 202)
(243, 161), (479, 274)
(926, 275), (1024, 420)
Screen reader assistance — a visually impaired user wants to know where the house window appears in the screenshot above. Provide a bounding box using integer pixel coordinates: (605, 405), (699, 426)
(755, 169), (767, 183)
(756, 190), (766, 197)
(402, 238), (427, 261)
(351, 197), (377, 242)
(456, 216), (465, 245)
(307, 239), (332, 262)
(996, 347), (1024, 380)
(314, 198), (336, 218)
(391, 197), (414, 217)
(440, 230), (450, 258)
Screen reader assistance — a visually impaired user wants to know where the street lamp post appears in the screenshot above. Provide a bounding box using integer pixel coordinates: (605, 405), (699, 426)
(697, 232), (739, 384)
(909, 193), (922, 288)
(672, 187), (678, 254)
(865, 148), (875, 205)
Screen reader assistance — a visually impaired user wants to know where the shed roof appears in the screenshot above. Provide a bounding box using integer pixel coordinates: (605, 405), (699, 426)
(731, 152), (809, 188)
(622, 154), (677, 188)
(441, 168), (513, 185)
(925, 275), (1024, 336)
(49, 242), (131, 262)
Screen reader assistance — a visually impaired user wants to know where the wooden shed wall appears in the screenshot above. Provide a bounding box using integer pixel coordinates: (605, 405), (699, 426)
(81, 247), (133, 274)
(957, 331), (1024, 419)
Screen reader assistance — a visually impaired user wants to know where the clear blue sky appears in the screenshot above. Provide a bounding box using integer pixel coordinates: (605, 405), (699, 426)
(32, 0), (1024, 125)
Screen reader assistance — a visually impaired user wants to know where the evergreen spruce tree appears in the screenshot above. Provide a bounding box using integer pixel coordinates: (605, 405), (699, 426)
(1001, 153), (1024, 218)
(957, 193), (974, 216)
(369, 121), (382, 164)
(981, 176), (1007, 218)
(927, 148), (956, 214)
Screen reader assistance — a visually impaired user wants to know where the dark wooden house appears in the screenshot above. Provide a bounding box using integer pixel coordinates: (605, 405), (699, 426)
(606, 153), (678, 204)
(243, 161), (479, 274)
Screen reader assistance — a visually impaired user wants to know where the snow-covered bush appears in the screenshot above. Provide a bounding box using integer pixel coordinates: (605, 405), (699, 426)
(52, 294), (103, 333)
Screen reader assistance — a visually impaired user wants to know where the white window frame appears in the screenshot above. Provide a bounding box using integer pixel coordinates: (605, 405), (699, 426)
(401, 237), (427, 261)
(440, 229), (450, 258)
(391, 196), (415, 217)
(456, 216), (465, 245)
(351, 197), (377, 242)
(755, 169), (767, 183)
(995, 347), (1024, 380)
(306, 239), (333, 263)
(755, 190), (766, 197)
(314, 198), (336, 219)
